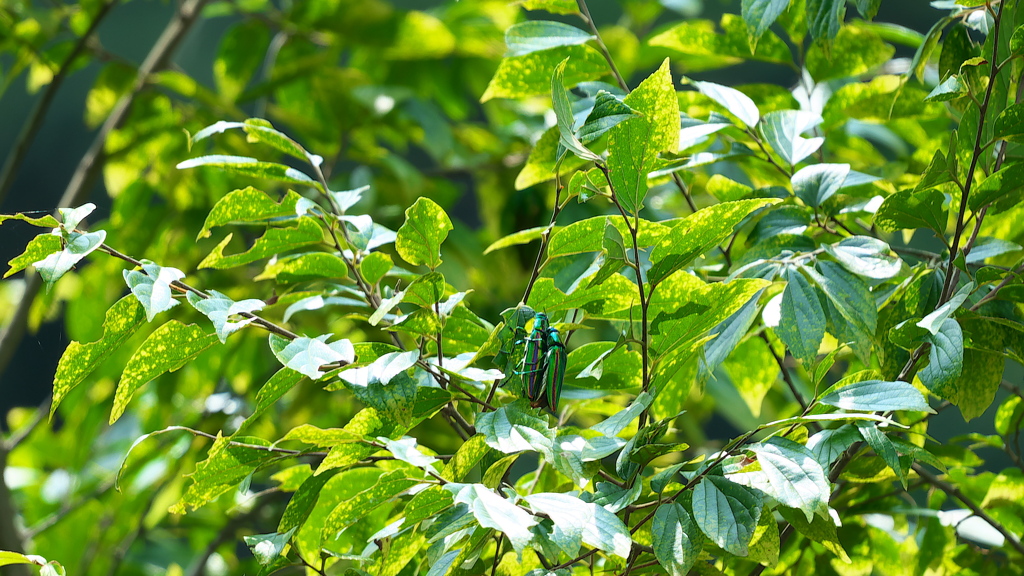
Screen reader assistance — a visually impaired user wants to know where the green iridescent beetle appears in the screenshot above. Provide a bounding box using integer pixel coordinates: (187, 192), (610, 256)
(536, 323), (566, 412)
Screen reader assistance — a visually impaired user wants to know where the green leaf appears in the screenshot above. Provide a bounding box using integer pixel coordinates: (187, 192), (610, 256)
(34, 229), (107, 290)
(322, 470), (421, 535)
(1010, 24), (1024, 55)
(176, 155), (318, 186)
(171, 434), (277, 513)
(0, 212), (60, 228)
(855, 421), (906, 483)
(197, 187), (304, 239)
(192, 119), (318, 167)
(919, 283), (972, 335)
(684, 77), (760, 127)
(777, 506), (851, 562)
(360, 252), (393, 285)
(199, 217), (325, 269)
(751, 206), (811, 238)
(566, 342), (642, 390)
(970, 163), (1024, 212)
(519, 0), (579, 14)
(805, 261), (877, 337)
(516, 126), (590, 189)
(213, 22), (269, 102)
(236, 368), (306, 435)
(244, 528), (296, 565)
(449, 483), (538, 554)
(759, 110), (824, 166)
(403, 485), (455, 525)
(546, 216), (670, 260)
(648, 16), (794, 67)
(652, 502), (705, 576)
(750, 437), (830, 521)
(396, 197), (452, 270)
(551, 58), (601, 162)
(484, 226), (549, 255)
(271, 334), (354, 381)
(590, 391), (654, 437)
(698, 288), (764, 383)
(255, 252), (349, 284)
(111, 321), (219, 423)
(123, 261), (186, 322)
(824, 236), (902, 280)
(917, 317), (964, 400)
(742, 0), (791, 40)
(807, 424), (860, 469)
(525, 492), (633, 559)
(51, 296), (146, 417)
(777, 268), (826, 364)
(994, 102), (1024, 142)
(187, 291), (265, 343)
(476, 403), (555, 459)
(578, 92), (639, 148)
(806, 0), (845, 42)
(648, 198), (780, 286)
(948, 349), (1004, 421)
(693, 474), (763, 556)
(874, 188), (947, 234)
(607, 58), (679, 214)
(818, 379), (931, 412)
(4, 234), (63, 278)
(806, 24), (895, 82)
(505, 21), (594, 57)
(792, 163), (850, 208)
(925, 74), (968, 102)
(481, 44), (608, 101)
(0, 551), (47, 568)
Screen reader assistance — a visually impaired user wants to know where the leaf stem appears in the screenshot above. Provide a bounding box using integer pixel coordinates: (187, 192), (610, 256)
(575, 0), (629, 92)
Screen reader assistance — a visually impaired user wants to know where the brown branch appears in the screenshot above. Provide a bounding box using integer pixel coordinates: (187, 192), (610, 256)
(0, 1), (116, 207)
(913, 464), (1024, 556)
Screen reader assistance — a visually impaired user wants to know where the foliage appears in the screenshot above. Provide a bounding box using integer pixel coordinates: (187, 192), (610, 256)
(2, 0), (1024, 575)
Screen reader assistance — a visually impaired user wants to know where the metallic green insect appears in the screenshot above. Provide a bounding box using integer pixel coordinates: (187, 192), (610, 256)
(536, 324), (566, 412)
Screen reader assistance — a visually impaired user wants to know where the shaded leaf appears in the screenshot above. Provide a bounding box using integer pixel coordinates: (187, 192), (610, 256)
(396, 197), (452, 270)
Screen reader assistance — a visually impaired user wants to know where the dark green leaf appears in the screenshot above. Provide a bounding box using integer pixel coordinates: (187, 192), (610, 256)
(693, 475), (762, 555)
(970, 163), (1024, 211)
(806, 0), (845, 42)
(855, 421), (906, 483)
(653, 502), (705, 576)
(875, 188), (947, 233)
(777, 268), (826, 364)
(742, 0), (791, 40)
(805, 261), (877, 337)
(577, 91), (639, 145)
(994, 102), (1024, 142)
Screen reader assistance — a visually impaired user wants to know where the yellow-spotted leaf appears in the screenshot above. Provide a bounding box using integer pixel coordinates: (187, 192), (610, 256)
(110, 321), (219, 423)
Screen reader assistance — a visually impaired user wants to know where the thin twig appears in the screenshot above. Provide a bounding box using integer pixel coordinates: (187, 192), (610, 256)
(575, 0), (628, 91)
(0, 0), (116, 207)
(914, 464), (1024, 556)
